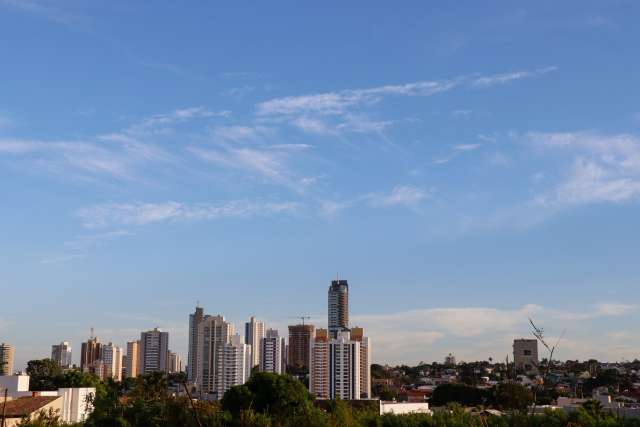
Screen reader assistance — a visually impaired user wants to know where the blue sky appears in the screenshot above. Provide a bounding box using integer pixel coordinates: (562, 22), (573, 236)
(1, 1), (640, 370)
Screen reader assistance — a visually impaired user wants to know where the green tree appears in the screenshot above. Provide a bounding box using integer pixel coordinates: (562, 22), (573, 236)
(430, 383), (487, 407)
(25, 359), (62, 391)
(488, 382), (533, 412)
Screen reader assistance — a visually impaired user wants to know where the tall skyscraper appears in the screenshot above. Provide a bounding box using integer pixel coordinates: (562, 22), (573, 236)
(328, 279), (349, 338)
(260, 329), (284, 374)
(100, 343), (124, 381)
(350, 327), (372, 399)
(51, 341), (72, 368)
(124, 340), (140, 378)
(244, 316), (265, 368)
(309, 329), (330, 399)
(80, 337), (101, 373)
(140, 328), (169, 374)
(329, 331), (360, 400)
(287, 324), (315, 370)
(215, 334), (251, 398)
(199, 315), (234, 395)
(187, 305), (204, 382)
(0, 343), (15, 375)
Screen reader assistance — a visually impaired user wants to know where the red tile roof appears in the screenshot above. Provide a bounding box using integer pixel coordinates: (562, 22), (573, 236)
(0, 396), (61, 418)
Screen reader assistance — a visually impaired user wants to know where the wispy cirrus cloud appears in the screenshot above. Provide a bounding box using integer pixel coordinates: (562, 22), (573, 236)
(368, 185), (431, 207)
(76, 200), (299, 228)
(257, 67), (556, 118)
(528, 131), (640, 206)
(40, 254), (87, 264)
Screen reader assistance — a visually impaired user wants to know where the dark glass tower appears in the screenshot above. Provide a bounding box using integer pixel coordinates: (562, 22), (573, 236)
(328, 279), (349, 338)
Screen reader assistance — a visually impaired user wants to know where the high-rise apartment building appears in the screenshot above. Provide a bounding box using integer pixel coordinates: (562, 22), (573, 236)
(187, 305), (204, 382)
(169, 351), (183, 373)
(215, 334), (251, 398)
(0, 343), (15, 375)
(329, 331), (361, 400)
(310, 329), (370, 400)
(199, 315), (235, 395)
(309, 329), (330, 399)
(245, 316), (265, 368)
(287, 324), (315, 370)
(513, 339), (538, 373)
(80, 337), (101, 373)
(350, 327), (371, 399)
(51, 341), (73, 368)
(100, 343), (123, 381)
(328, 279), (349, 338)
(140, 328), (169, 374)
(260, 329), (284, 374)
(124, 340), (140, 378)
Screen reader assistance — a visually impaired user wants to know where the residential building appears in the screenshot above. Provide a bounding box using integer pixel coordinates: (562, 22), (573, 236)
(328, 279), (349, 338)
(245, 316), (265, 368)
(199, 315), (235, 395)
(51, 342), (72, 368)
(260, 329), (284, 374)
(329, 330), (361, 400)
(215, 334), (251, 398)
(124, 340), (140, 378)
(0, 343), (15, 375)
(169, 351), (183, 373)
(187, 305), (204, 383)
(350, 327), (372, 399)
(310, 329), (370, 400)
(140, 328), (169, 374)
(287, 324), (315, 370)
(100, 343), (123, 381)
(309, 328), (330, 399)
(80, 337), (101, 373)
(513, 339), (539, 373)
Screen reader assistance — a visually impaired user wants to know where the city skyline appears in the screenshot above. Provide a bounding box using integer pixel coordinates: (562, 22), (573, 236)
(2, 1), (640, 370)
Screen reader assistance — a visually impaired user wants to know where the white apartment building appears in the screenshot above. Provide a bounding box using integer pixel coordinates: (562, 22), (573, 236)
(199, 315), (234, 395)
(310, 329), (370, 400)
(100, 343), (124, 381)
(215, 334), (251, 399)
(169, 351), (183, 373)
(245, 316), (265, 368)
(51, 341), (73, 368)
(260, 329), (284, 374)
(140, 328), (169, 374)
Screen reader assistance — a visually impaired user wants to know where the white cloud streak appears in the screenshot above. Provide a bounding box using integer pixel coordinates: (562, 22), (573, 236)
(76, 200), (299, 228)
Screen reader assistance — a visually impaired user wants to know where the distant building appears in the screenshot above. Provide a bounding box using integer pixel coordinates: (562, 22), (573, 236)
(100, 343), (123, 381)
(187, 305), (204, 383)
(80, 337), (101, 373)
(288, 324), (315, 370)
(445, 353), (456, 366)
(215, 334), (251, 398)
(140, 328), (169, 374)
(328, 279), (349, 338)
(200, 315), (235, 395)
(51, 342), (72, 368)
(329, 331), (361, 400)
(350, 327), (372, 399)
(0, 343), (15, 375)
(169, 351), (183, 373)
(124, 340), (140, 378)
(245, 316), (266, 368)
(260, 329), (284, 374)
(309, 328), (330, 399)
(513, 339), (538, 373)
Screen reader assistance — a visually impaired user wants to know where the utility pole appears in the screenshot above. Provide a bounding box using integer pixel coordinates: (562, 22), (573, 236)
(1, 387), (8, 427)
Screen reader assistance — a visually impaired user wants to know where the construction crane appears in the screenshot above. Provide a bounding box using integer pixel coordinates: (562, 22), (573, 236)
(288, 316), (311, 326)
